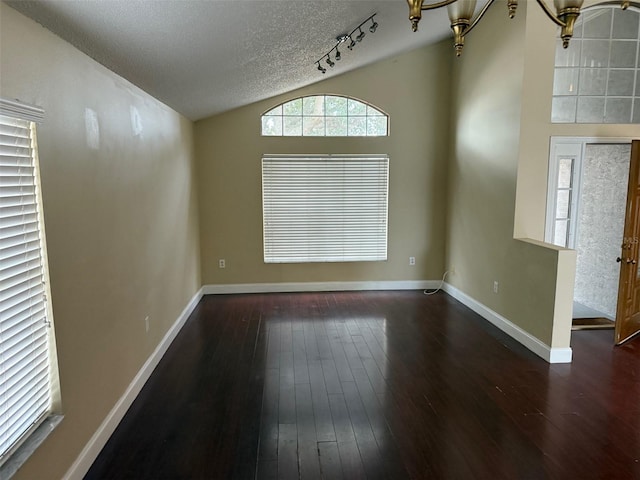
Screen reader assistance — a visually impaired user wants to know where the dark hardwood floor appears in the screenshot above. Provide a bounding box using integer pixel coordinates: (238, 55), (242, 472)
(85, 291), (640, 479)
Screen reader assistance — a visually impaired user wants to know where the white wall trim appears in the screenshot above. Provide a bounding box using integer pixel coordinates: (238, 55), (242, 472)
(63, 279), (571, 480)
(62, 287), (205, 480)
(202, 280), (442, 295)
(443, 283), (572, 364)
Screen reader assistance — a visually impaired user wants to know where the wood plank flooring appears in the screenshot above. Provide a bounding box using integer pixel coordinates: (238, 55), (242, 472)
(84, 291), (640, 479)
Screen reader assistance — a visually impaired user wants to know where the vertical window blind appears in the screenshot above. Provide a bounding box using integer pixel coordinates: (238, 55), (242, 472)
(0, 104), (52, 463)
(262, 154), (389, 263)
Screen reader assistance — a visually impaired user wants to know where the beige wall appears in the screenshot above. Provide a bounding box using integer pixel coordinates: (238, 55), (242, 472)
(446, 1), (576, 348)
(1, 5), (201, 479)
(195, 43), (452, 285)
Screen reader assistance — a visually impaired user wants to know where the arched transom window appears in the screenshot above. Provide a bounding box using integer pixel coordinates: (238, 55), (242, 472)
(261, 95), (388, 136)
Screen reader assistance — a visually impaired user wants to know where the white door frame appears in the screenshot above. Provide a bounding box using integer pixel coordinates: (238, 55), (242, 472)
(546, 137), (635, 249)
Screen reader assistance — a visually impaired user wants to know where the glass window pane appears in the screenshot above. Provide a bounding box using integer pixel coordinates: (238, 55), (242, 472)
(367, 105), (384, 116)
(576, 97), (605, 123)
(607, 69), (635, 96)
(348, 117), (366, 136)
(579, 68), (607, 95)
(325, 96), (347, 116)
(303, 96), (325, 116)
(552, 96), (577, 123)
(613, 8), (639, 39)
(283, 116), (302, 136)
(262, 116), (282, 136)
(367, 116), (388, 136)
(556, 190), (571, 219)
(581, 40), (610, 68)
(555, 38), (581, 67)
(553, 68), (579, 95)
(604, 98), (632, 123)
(326, 117), (348, 136)
(265, 105), (282, 116)
(582, 8), (612, 39)
(347, 99), (366, 115)
(554, 219), (569, 247)
(558, 158), (573, 188)
(610, 41), (637, 68)
(283, 99), (302, 116)
(303, 116), (325, 136)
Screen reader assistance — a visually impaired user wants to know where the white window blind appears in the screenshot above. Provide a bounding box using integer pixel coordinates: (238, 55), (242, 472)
(0, 106), (52, 463)
(262, 154), (389, 263)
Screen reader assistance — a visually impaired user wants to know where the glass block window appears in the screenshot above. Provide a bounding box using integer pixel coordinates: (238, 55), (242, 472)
(261, 95), (388, 136)
(551, 5), (640, 124)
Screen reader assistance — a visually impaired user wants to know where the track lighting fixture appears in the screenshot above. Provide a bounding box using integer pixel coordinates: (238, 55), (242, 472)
(314, 13), (378, 73)
(406, 0), (632, 56)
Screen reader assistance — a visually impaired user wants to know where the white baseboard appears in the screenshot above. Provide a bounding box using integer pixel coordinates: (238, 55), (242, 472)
(62, 287), (204, 480)
(63, 279), (569, 480)
(443, 283), (572, 364)
(202, 280), (442, 295)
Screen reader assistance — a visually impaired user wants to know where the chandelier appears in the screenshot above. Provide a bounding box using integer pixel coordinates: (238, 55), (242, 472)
(407, 0), (632, 56)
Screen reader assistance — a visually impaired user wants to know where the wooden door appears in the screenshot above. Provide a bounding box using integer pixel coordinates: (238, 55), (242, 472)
(616, 140), (640, 345)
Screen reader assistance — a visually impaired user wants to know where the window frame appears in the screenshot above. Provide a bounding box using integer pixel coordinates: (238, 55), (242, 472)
(261, 154), (389, 263)
(0, 98), (62, 479)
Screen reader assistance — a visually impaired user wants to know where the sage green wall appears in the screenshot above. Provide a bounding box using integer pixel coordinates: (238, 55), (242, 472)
(446, 1), (575, 347)
(195, 43), (452, 285)
(1, 5), (201, 479)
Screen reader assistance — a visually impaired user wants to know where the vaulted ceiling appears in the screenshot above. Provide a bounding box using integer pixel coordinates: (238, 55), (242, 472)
(6, 0), (455, 120)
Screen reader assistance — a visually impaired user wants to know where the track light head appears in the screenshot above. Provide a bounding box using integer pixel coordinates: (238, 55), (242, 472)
(315, 14), (378, 73)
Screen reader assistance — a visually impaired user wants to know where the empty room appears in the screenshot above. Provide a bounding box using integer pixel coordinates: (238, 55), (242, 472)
(1, 1), (639, 479)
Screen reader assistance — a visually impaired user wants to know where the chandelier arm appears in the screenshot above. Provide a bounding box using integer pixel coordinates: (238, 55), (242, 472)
(465, 0), (497, 36)
(420, 0), (458, 11)
(535, 0), (567, 27)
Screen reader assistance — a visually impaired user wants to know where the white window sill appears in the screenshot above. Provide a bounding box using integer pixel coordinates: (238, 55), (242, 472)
(0, 414), (64, 479)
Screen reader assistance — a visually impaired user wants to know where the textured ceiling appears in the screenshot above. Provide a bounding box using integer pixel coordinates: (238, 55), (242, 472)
(6, 0), (455, 120)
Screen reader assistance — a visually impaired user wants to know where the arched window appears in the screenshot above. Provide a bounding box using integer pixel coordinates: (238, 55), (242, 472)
(261, 95), (388, 136)
(551, 4), (639, 123)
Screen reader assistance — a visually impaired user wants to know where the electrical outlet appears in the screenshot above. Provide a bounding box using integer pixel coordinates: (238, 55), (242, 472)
(493, 281), (499, 294)
(219, 259), (226, 269)
(409, 256), (416, 266)
(145, 316), (150, 333)
(449, 266), (456, 275)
